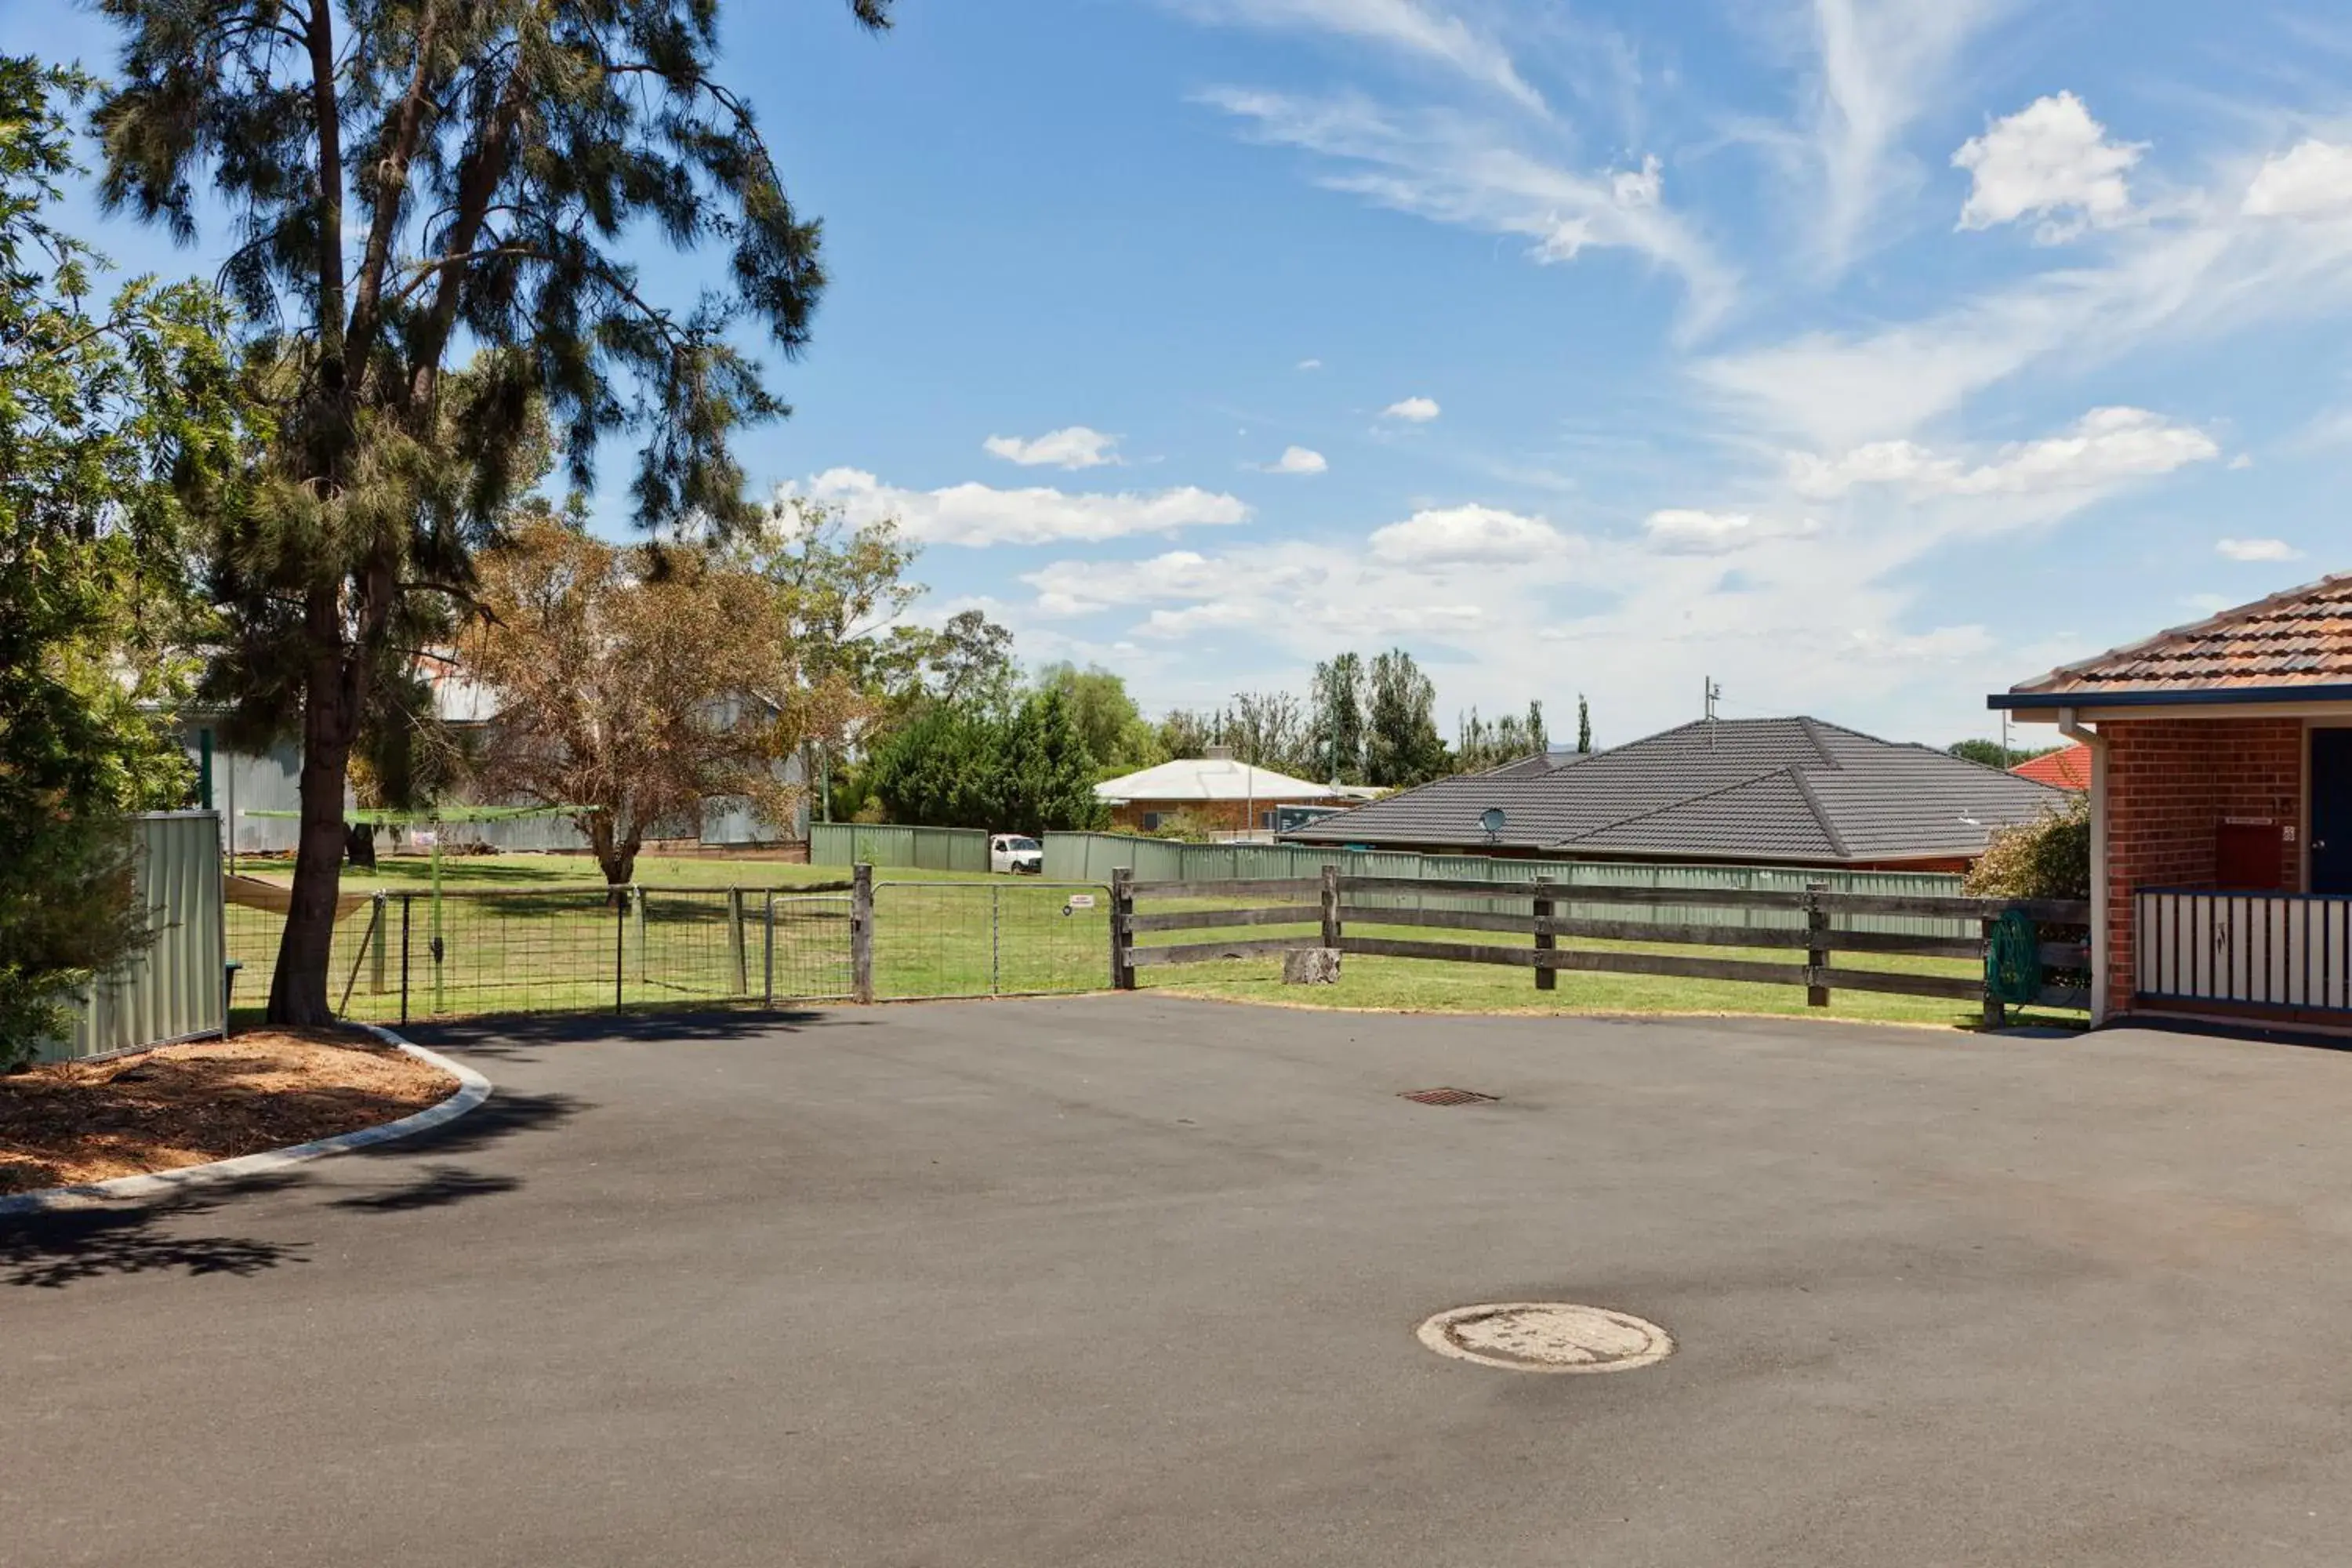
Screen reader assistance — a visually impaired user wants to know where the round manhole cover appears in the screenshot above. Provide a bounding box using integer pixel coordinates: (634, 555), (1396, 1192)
(1417, 1303), (1673, 1374)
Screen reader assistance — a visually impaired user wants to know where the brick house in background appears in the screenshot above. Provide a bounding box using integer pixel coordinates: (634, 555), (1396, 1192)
(1094, 748), (1354, 836)
(1992, 573), (2352, 1029)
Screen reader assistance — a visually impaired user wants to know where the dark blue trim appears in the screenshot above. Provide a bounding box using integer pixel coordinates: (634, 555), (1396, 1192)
(1991, 684), (2352, 710)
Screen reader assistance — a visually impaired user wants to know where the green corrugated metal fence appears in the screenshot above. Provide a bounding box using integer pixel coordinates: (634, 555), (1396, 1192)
(48, 811), (228, 1062)
(808, 821), (992, 874)
(1042, 833), (1970, 936)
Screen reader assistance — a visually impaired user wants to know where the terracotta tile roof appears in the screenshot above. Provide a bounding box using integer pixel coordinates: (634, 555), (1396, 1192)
(2010, 743), (2091, 789)
(2007, 572), (2352, 698)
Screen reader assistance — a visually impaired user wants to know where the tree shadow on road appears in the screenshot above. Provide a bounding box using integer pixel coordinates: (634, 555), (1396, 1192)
(331, 1163), (521, 1211)
(3, 1086), (585, 1290)
(407, 1007), (865, 1062)
(2, 1174), (313, 1290)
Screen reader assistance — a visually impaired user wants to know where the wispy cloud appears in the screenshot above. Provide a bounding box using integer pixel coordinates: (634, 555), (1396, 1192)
(1175, 0), (1544, 113)
(1201, 89), (1737, 334)
(1699, 148), (2352, 446)
(1381, 395), (1442, 422)
(1804, 0), (2011, 271)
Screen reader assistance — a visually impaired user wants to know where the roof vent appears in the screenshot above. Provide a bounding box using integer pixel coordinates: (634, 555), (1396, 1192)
(1204, 744), (1236, 761)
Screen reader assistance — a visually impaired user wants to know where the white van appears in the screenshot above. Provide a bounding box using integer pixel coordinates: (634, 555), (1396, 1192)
(989, 833), (1044, 874)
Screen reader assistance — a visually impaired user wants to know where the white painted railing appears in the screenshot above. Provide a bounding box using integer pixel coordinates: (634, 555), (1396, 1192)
(2136, 889), (2352, 1013)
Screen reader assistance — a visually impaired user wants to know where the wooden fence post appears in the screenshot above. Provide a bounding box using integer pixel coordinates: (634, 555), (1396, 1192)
(1806, 882), (1830, 1008)
(851, 863), (875, 1004)
(1320, 864), (1341, 951)
(1110, 867), (1136, 991)
(727, 887), (747, 996)
(1534, 875), (1557, 991)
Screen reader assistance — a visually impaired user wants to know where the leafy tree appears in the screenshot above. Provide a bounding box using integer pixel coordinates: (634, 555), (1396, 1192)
(1035, 662), (1159, 772)
(466, 514), (858, 887)
(0, 60), (244, 1065)
(1950, 738), (2059, 770)
(1222, 689), (1318, 778)
(1365, 648), (1448, 787)
(864, 689), (1109, 832)
(1311, 652), (1366, 784)
(929, 609), (1018, 710)
(1454, 700), (1547, 774)
(93, 0), (894, 1022)
(1156, 707), (1215, 760)
(1577, 693), (1592, 754)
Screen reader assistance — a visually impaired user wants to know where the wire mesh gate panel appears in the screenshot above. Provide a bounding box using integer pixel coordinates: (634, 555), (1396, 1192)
(764, 893), (855, 1001)
(873, 881), (1111, 1000)
(232, 884), (818, 1023)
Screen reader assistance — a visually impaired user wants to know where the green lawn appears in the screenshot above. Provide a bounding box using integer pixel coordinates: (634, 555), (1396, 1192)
(1130, 906), (2087, 1033)
(222, 852), (2082, 1034)
(225, 851), (1105, 1022)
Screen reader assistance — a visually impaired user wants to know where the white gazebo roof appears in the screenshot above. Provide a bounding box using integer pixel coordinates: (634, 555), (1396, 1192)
(1095, 757), (1342, 804)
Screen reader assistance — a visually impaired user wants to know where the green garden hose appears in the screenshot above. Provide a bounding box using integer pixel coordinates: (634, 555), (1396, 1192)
(1985, 907), (2042, 1006)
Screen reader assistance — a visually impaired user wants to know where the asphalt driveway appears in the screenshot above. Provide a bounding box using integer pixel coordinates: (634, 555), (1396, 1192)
(9, 997), (2352, 1566)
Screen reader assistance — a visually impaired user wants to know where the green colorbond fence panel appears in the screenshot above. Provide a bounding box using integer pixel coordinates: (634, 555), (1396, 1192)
(1040, 833), (1969, 935)
(810, 822), (990, 873)
(49, 811), (227, 1062)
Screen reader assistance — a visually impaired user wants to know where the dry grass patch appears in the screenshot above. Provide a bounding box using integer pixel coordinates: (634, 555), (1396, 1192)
(0, 1029), (459, 1195)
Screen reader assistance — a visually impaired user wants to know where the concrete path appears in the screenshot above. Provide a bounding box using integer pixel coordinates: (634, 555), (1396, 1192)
(9, 998), (2352, 1566)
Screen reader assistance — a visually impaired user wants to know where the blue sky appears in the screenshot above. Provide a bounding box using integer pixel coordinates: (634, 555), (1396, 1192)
(17, 0), (2352, 747)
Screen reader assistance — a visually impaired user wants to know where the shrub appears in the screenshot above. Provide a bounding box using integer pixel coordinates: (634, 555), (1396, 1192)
(1966, 793), (2090, 902)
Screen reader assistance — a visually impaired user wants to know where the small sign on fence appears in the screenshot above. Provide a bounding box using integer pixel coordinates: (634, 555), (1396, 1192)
(1063, 894), (1098, 916)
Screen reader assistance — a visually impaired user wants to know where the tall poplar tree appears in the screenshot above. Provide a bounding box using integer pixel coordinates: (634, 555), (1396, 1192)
(93, 0), (894, 1022)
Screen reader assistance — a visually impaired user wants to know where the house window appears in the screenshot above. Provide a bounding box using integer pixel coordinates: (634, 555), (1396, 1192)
(1142, 811), (1163, 832)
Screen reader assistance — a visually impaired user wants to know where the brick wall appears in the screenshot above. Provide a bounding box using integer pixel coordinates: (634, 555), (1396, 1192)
(2103, 717), (2304, 1015)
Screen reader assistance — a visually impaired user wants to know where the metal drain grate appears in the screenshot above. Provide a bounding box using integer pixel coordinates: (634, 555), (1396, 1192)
(1399, 1087), (1498, 1106)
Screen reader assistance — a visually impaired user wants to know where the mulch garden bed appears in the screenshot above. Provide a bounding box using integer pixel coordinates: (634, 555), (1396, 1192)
(0, 1029), (459, 1196)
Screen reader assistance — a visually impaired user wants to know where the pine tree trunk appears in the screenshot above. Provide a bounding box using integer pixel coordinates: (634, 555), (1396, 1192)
(267, 639), (361, 1025)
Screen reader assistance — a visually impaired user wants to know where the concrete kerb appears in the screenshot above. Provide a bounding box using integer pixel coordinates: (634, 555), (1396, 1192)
(0, 1024), (493, 1218)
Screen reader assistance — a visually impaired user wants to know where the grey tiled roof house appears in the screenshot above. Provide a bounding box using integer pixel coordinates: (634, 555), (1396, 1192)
(1278, 717), (2068, 871)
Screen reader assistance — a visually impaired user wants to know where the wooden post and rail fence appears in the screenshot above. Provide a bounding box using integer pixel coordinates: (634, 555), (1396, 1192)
(1108, 866), (2091, 1021)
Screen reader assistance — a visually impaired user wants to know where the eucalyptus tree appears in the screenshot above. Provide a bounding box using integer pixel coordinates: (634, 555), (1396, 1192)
(93, 0), (894, 1022)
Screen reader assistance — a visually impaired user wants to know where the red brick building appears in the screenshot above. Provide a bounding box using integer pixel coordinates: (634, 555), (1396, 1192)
(1993, 574), (2352, 1029)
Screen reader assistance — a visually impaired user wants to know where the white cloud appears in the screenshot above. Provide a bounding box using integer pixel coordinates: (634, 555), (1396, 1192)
(1266, 445), (1330, 474)
(1369, 503), (1573, 564)
(982, 426), (1121, 469)
(1178, 0), (1543, 113)
(1297, 358), (1324, 371)
(1788, 408), (2220, 499)
(1382, 395), (1442, 422)
(2216, 537), (2303, 562)
(1955, 92), (2143, 242)
(2242, 140), (2352, 219)
(1203, 89), (1735, 334)
(1806, 0), (2011, 270)
(1642, 510), (1820, 554)
(790, 469), (1250, 548)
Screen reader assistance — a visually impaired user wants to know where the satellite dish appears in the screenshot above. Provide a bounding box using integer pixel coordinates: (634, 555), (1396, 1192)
(1479, 806), (1507, 839)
